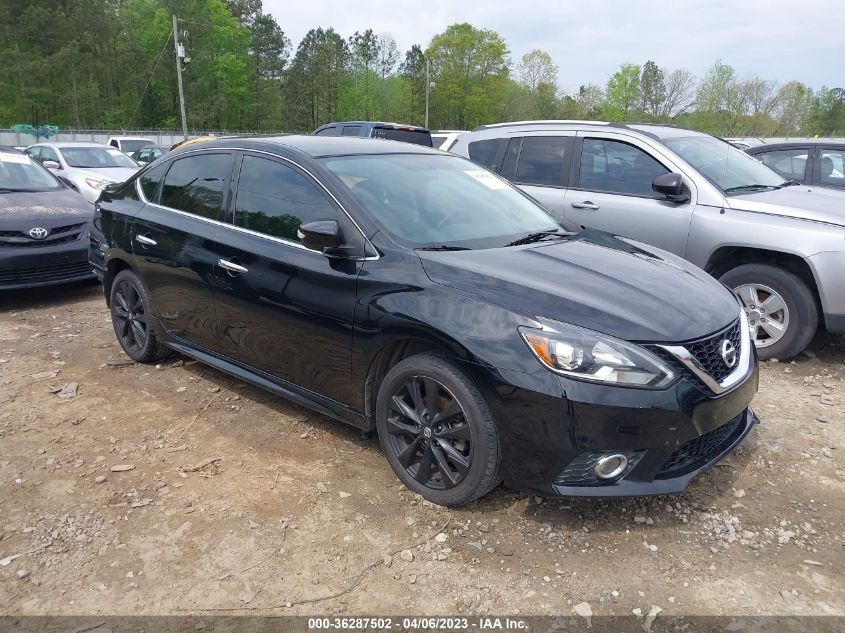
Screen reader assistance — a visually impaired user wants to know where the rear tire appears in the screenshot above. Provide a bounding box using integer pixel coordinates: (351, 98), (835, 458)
(719, 263), (817, 360)
(109, 269), (167, 363)
(376, 352), (501, 507)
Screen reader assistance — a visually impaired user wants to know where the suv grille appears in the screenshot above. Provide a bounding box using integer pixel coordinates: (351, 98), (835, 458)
(656, 413), (745, 478)
(0, 222), (87, 248)
(648, 318), (742, 390)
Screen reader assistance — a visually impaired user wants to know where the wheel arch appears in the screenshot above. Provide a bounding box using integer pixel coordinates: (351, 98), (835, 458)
(103, 256), (138, 307)
(704, 246), (821, 311)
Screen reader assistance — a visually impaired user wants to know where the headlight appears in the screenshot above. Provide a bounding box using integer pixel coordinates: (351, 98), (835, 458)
(84, 178), (111, 190)
(520, 320), (675, 389)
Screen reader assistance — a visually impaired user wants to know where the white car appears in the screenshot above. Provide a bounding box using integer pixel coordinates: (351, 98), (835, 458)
(24, 143), (140, 204)
(106, 136), (155, 154)
(431, 130), (467, 151)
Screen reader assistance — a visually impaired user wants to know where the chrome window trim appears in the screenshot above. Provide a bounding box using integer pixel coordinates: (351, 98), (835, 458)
(659, 309), (753, 395)
(134, 146), (379, 261)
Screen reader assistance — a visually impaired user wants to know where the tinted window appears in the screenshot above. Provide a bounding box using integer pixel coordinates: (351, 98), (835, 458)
(579, 138), (667, 196)
(467, 138), (506, 170)
(160, 153), (232, 219)
(515, 136), (570, 186)
(820, 149), (845, 187)
(234, 155), (336, 242)
(341, 125), (362, 136)
(315, 126), (341, 136)
(372, 128), (433, 146)
(756, 148), (809, 181)
(121, 140), (153, 154)
(140, 163), (167, 201)
(499, 137), (522, 180)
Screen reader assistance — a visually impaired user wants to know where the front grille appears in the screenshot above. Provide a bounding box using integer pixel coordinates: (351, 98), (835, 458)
(0, 261), (94, 286)
(648, 318), (742, 390)
(656, 413), (745, 479)
(0, 222), (87, 248)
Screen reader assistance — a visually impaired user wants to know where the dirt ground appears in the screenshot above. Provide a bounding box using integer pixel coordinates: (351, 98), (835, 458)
(0, 281), (843, 620)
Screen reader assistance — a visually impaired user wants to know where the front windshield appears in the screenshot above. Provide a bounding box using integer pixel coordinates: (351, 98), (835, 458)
(662, 136), (784, 193)
(60, 147), (139, 169)
(321, 154), (571, 249)
(0, 151), (63, 192)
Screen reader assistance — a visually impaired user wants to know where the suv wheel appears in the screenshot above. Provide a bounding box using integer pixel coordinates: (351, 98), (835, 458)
(109, 269), (167, 363)
(375, 352), (501, 507)
(719, 264), (818, 360)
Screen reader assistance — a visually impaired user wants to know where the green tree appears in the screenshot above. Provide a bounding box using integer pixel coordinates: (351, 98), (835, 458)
(639, 60), (666, 120)
(604, 63), (640, 121)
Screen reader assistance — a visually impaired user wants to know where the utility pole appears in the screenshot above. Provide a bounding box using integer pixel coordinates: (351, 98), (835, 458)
(424, 58), (430, 129)
(173, 15), (188, 139)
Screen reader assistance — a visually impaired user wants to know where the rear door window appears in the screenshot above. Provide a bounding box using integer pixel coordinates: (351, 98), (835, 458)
(160, 152), (234, 220)
(578, 138), (668, 196)
(515, 136), (570, 186)
(819, 149), (845, 187)
(467, 138), (507, 170)
(755, 148), (810, 182)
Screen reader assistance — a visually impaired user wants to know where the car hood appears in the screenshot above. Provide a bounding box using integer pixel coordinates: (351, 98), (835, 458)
(70, 167), (139, 184)
(418, 230), (739, 343)
(726, 186), (845, 228)
(0, 189), (93, 226)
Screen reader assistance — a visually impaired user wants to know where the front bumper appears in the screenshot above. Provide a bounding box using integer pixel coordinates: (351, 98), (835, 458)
(484, 356), (759, 497)
(0, 240), (94, 290)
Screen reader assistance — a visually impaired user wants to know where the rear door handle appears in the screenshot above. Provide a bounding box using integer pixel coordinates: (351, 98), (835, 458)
(217, 258), (249, 274)
(571, 201), (600, 210)
(135, 234), (157, 247)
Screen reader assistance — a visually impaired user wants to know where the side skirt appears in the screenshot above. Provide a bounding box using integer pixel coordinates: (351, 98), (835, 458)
(164, 339), (369, 431)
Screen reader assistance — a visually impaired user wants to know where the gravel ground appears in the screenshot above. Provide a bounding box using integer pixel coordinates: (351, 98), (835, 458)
(0, 281), (843, 620)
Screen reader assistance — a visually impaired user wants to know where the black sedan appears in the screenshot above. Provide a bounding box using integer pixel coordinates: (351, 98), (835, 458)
(89, 136), (758, 506)
(0, 146), (95, 289)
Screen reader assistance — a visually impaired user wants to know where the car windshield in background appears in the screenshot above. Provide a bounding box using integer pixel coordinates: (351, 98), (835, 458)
(372, 128), (433, 147)
(662, 136), (784, 194)
(60, 147), (138, 168)
(321, 154), (569, 249)
(120, 140), (153, 154)
(0, 151), (63, 192)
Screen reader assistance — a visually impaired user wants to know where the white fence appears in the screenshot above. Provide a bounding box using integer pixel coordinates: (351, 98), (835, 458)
(0, 128), (275, 148)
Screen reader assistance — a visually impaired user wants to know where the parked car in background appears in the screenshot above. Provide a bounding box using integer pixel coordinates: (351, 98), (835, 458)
(131, 145), (168, 165)
(745, 142), (845, 191)
(452, 121), (845, 360)
(89, 135), (757, 506)
(107, 136), (154, 154)
(0, 146), (94, 289)
(24, 142), (140, 204)
(313, 121), (433, 147)
(431, 130), (467, 151)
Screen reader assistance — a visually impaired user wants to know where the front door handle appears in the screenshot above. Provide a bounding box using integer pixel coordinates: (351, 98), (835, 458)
(217, 258), (249, 275)
(571, 201), (600, 210)
(135, 234), (157, 247)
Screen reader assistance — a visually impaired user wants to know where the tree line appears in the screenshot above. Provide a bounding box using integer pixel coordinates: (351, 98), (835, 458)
(2, 0), (843, 136)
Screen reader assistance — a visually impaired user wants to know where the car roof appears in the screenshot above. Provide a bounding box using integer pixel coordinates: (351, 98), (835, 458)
(316, 121), (430, 131)
(109, 136), (154, 140)
(746, 141), (845, 152)
(33, 142), (113, 148)
(469, 120), (710, 141)
(182, 135), (444, 158)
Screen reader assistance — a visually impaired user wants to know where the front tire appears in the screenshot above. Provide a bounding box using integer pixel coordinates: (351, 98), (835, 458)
(375, 352), (501, 507)
(109, 269), (167, 363)
(719, 263), (818, 360)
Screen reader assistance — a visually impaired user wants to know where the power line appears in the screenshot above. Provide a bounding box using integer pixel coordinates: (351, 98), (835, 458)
(126, 29), (174, 129)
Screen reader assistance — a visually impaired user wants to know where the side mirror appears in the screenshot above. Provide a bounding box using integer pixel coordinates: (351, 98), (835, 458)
(652, 173), (688, 203)
(298, 220), (341, 253)
(42, 160), (61, 170)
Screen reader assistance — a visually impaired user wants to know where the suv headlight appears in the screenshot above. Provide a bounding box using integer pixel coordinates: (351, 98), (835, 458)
(520, 320), (675, 389)
(84, 178), (111, 190)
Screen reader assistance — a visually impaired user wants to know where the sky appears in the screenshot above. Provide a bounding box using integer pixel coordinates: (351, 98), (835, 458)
(262, 0), (843, 92)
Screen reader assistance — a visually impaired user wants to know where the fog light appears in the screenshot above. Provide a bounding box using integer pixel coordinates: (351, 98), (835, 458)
(595, 453), (628, 480)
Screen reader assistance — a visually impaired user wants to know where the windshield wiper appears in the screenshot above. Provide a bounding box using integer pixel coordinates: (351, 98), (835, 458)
(724, 184), (778, 193)
(505, 229), (567, 247)
(778, 180), (801, 187)
(416, 245), (472, 251)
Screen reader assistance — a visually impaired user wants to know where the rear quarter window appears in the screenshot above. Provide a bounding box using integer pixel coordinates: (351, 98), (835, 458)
(467, 138), (506, 170)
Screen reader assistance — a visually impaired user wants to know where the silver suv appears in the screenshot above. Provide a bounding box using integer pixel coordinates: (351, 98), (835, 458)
(452, 121), (845, 360)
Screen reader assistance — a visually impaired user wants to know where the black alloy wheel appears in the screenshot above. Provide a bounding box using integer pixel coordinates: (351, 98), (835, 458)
(109, 269), (167, 363)
(386, 375), (472, 490)
(376, 352), (501, 506)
